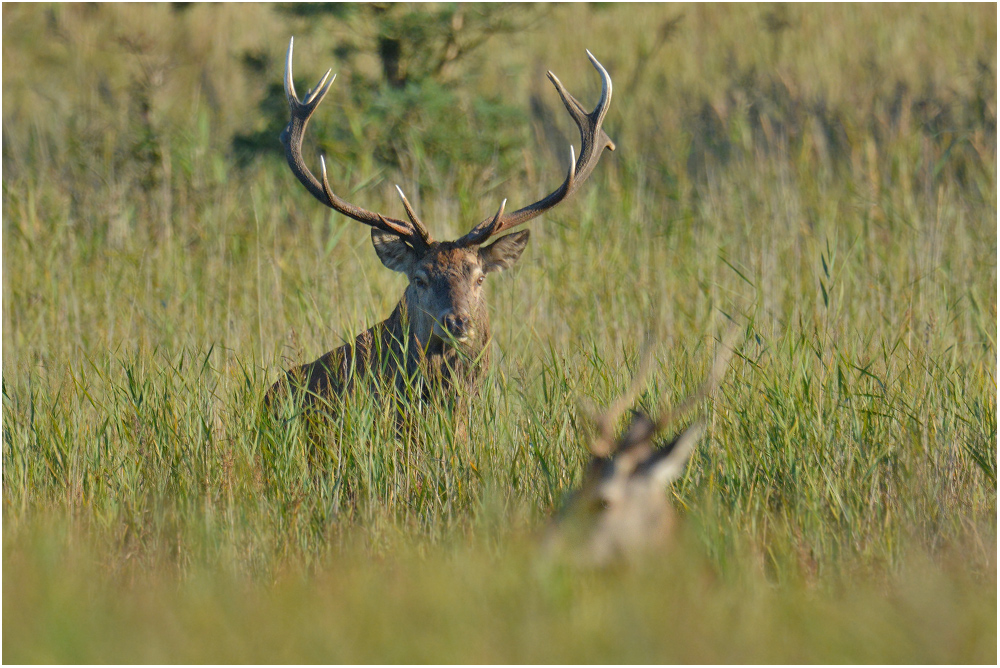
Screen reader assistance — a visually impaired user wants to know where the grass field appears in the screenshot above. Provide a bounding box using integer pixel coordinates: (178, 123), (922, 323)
(3, 3), (997, 662)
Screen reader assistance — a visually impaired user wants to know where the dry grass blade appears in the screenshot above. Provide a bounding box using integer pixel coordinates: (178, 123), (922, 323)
(652, 323), (742, 432)
(584, 331), (656, 457)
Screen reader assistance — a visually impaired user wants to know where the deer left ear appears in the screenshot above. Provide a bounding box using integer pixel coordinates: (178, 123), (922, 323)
(372, 229), (419, 274)
(480, 230), (530, 274)
(640, 421), (706, 486)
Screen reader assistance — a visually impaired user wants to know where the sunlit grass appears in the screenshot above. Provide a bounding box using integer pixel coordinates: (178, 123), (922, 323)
(2, 2), (996, 663)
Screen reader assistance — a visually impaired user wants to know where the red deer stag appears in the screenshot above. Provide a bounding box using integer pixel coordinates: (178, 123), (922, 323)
(545, 330), (739, 567)
(267, 38), (615, 413)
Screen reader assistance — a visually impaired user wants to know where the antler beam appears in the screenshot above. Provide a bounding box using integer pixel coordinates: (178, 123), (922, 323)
(465, 50), (616, 242)
(280, 37), (429, 249)
(280, 38), (614, 251)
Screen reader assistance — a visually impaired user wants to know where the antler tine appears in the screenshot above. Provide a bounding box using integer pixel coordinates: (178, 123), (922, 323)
(587, 334), (657, 458)
(394, 186), (432, 243)
(464, 50), (615, 243)
(305, 69), (334, 106)
(454, 198), (507, 247)
(280, 37), (427, 249)
(652, 324), (742, 433)
(283, 38), (335, 129)
(584, 50), (613, 129)
(284, 37), (299, 103)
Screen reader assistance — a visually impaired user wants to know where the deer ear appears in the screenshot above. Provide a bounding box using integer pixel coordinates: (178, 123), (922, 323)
(638, 421), (706, 486)
(371, 229), (419, 274)
(479, 230), (530, 274)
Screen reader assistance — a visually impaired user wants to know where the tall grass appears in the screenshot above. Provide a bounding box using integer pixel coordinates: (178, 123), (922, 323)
(3, 3), (996, 662)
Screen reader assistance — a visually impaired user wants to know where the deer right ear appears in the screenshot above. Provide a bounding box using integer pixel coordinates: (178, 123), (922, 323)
(639, 421), (706, 486)
(371, 229), (419, 274)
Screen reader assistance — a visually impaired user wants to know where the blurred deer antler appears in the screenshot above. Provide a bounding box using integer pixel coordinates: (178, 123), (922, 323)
(585, 332), (657, 458)
(652, 323), (742, 432)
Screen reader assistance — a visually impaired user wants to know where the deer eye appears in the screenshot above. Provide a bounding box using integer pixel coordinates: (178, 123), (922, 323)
(476, 275), (485, 286)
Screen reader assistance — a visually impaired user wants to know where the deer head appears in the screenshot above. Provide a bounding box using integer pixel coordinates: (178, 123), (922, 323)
(367, 201), (530, 354)
(279, 37), (614, 355)
(548, 330), (739, 567)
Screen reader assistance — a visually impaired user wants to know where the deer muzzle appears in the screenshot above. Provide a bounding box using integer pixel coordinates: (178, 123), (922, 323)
(438, 311), (473, 343)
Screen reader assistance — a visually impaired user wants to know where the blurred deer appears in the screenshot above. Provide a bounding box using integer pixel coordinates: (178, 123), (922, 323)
(546, 330), (739, 567)
(266, 37), (615, 413)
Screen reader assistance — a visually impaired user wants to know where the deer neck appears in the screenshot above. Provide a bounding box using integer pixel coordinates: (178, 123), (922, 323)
(383, 299), (491, 378)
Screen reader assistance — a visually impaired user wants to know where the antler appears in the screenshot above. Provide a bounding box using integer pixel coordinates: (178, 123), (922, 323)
(587, 325), (742, 458)
(458, 50), (616, 246)
(587, 334), (657, 458)
(279, 37), (431, 249)
(652, 324), (741, 433)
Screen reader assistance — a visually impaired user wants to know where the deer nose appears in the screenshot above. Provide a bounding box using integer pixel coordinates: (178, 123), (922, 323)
(443, 313), (471, 339)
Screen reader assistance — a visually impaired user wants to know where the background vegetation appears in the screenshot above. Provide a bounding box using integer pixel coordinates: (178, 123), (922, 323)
(3, 3), (996, 662)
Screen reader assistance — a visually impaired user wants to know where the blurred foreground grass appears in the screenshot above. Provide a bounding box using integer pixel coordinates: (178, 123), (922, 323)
(2, 3), (996, 662)
(5, 524), (995, 663)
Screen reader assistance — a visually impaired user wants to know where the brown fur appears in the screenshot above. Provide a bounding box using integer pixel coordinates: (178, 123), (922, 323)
(545, 330), (740, 567)
(265, 234), (527, 414)
(270, 39), (615, 416)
